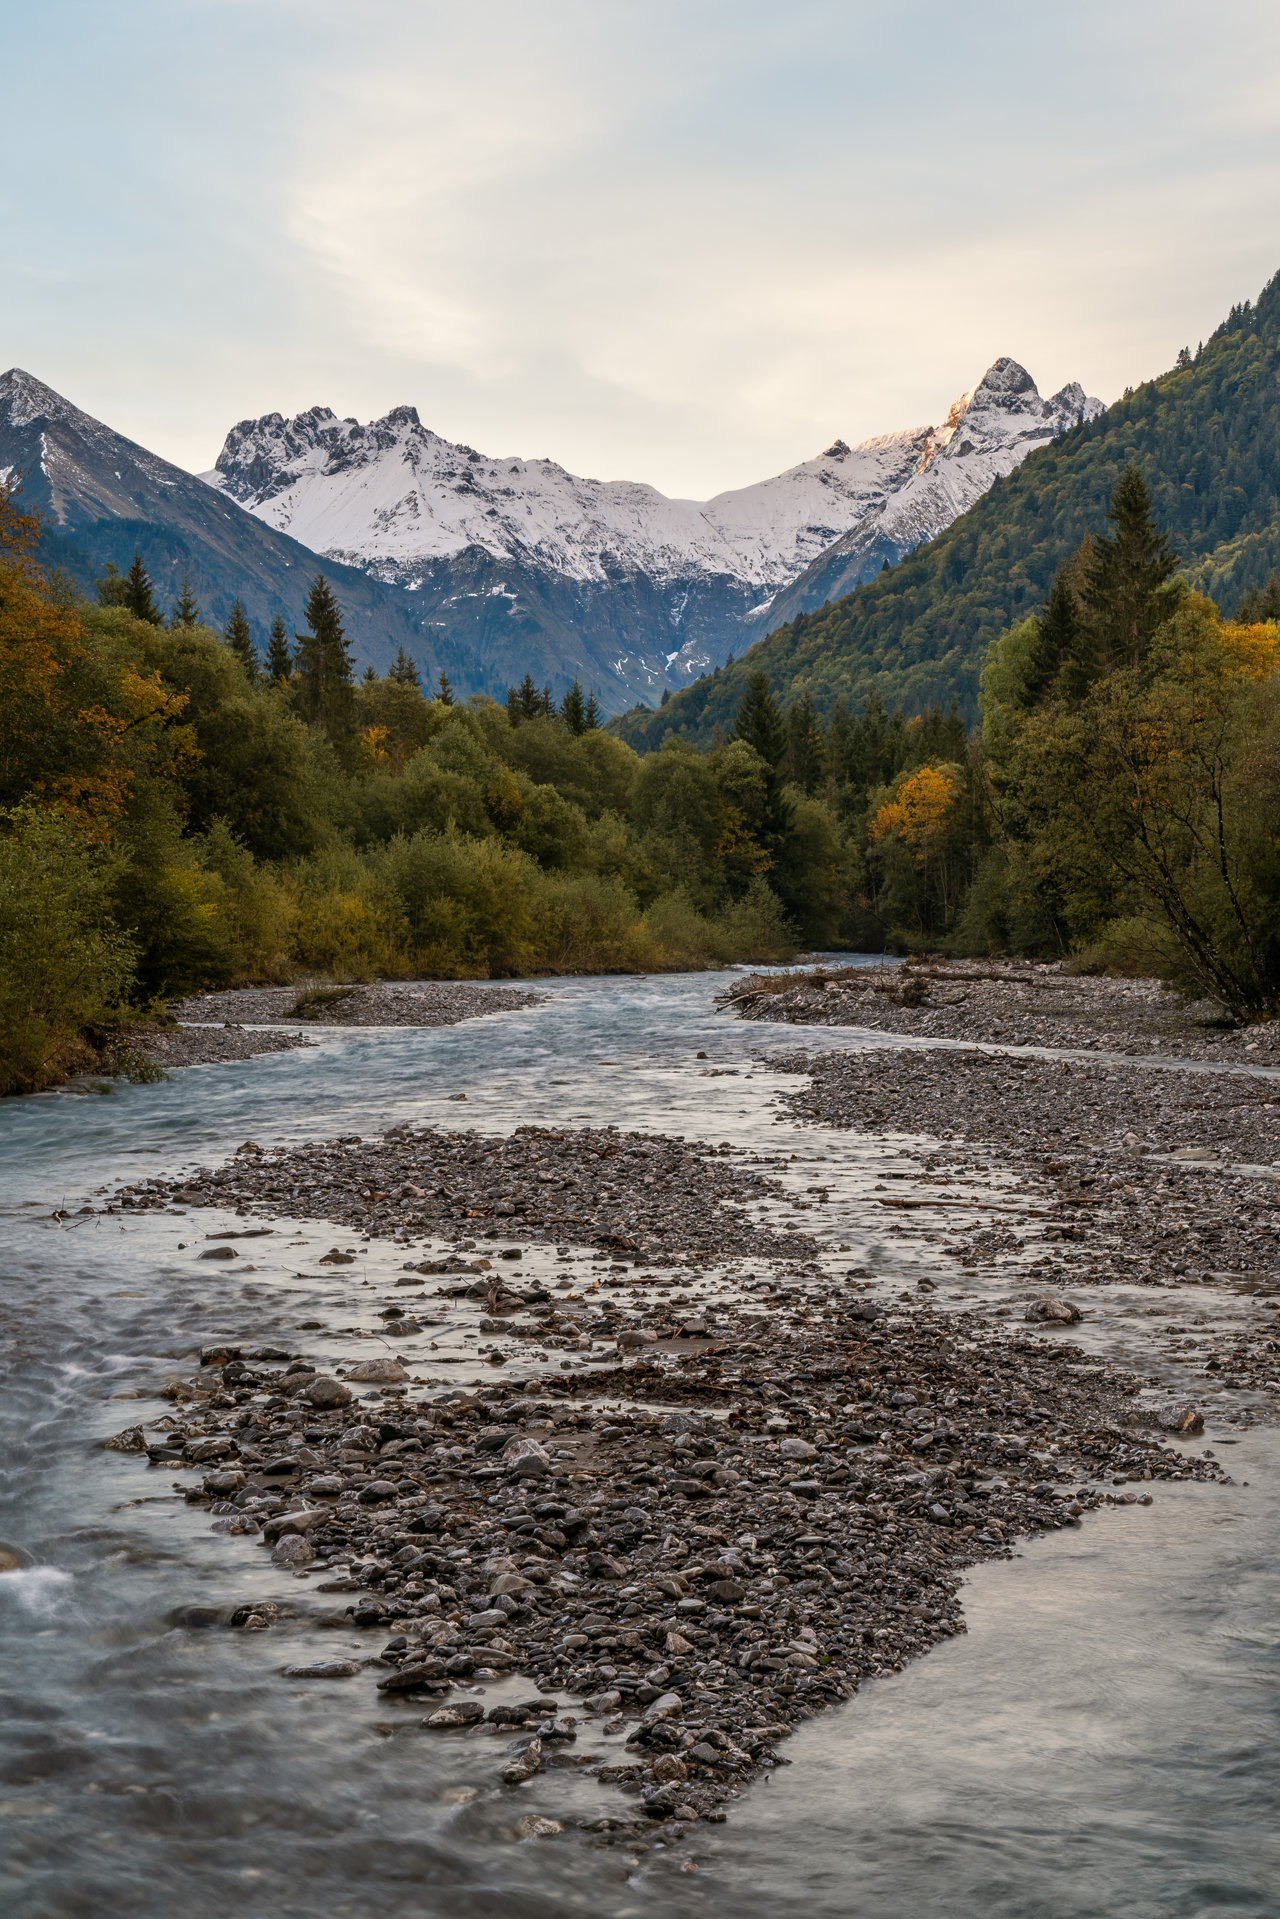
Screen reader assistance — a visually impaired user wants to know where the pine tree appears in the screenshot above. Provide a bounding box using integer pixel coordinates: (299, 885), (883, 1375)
(170, 575), (201, 628)
(561, 678), (587, 735)
(734, 669), (786, 769)
(1236, 572), (1280, 623)
(539, 684), (555, 717)
(785, 691), (826, 792)
(389, 645), (421, 688)
(294, 574), (355, 738)
(1025, 569), (1095, 703)
(583, 691), (601, 730)
(437, 671), (455, 706)
(362, 664), (377, 685)
(1082, 467), (1178, 671)
(266, 613), (293, 683)
(508, 674), (543, 724)
(121, 552), (162, 625)
(224, 598), (258, 681)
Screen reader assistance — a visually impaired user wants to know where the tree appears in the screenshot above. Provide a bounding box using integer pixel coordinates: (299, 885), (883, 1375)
(266, 613), (293, 683)
(294, 574), (355, 739)
(390, 646), (421, 688)
(785, 691), (826, 792)
(584, 690), (601, 730)
(437, 671), (455, 706)
(508, 674), (544, 724)
(1026, 567), (1095, 703)
(561, 679), (587, 735)
(170, 576), (201, 629)
(734, 670), (786, 769)
(1236, 573), (1280, 623)
(1082, 467), (1179, 672)
(120, 553), (162, 625)
(224, 599), (258, 682)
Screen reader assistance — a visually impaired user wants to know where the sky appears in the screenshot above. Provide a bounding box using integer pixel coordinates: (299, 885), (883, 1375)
(8, 0), (1280, 499)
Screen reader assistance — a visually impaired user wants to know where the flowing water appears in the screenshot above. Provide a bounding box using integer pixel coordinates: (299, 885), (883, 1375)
(1, 968), (1277, 1918)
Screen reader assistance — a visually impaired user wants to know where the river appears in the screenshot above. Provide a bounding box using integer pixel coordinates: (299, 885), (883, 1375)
(1, 967), (1276, 1917)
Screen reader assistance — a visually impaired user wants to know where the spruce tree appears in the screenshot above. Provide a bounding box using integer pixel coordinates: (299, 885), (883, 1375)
(561, 678), (587, 735)
(122, 552), (162, 625)
(1236, 572), (1280, 623)
(363, 664), (377, 685)
(266, 613), (293, 683)
(508, 674), (542, 724)
(1025, 569), (1095, 703)
(390, 645), (421, 688)
(224, 598), (258, 681)
(437, 671), (455, 706)
(1082, 467), (1178, 671)
(583, 691), (601, 730)
(170, 575), (201, 628)
(785, 691), (826, 792)
(734, 669), (786, 769)
(294, 574), (355, 739)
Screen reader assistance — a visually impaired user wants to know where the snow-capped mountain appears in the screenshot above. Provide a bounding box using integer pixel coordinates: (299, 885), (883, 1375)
(207, 357), (1102, 691)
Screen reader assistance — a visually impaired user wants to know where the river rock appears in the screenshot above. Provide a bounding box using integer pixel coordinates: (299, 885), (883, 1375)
(272, 1534), (316, 1567)
(1156, 1401), (1204, 1434)
(284, 1660), (361, 1679)
(344, 1358), (408, 1383)
(304, 1376), (353, 1410)
(425, 1700), (485, 1727)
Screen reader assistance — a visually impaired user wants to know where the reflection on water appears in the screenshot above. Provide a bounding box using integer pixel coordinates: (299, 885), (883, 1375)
(1, 969), (1276, 1917)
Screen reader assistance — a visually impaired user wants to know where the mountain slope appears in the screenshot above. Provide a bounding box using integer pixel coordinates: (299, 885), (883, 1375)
(207, 358), (1098, 697)
(612, 272), (1280, 749)
(0, 368), (472, 685)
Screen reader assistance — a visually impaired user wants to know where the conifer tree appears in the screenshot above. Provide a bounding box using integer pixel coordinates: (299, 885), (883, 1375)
(121, 552), (162, 625)
(734, 669), (786, 769)
(1236, 572), (1280, 623)
(583, 690), (601, 730)
(1082, 467), (1178, 671)
(1025, 568), (1096, 703)
(437, 671), (455, 706)
(294, 574), (355, 739)
(170, 575), (201, 629)
(508, 674), (543, 724)
(389, 645), (421, 688)
(266, 613), (293, 683)
(363, 664), (377, 685)
(224, 598), (258, 681)
(785, 691), (826, 792)
(561, 678), (587, 735)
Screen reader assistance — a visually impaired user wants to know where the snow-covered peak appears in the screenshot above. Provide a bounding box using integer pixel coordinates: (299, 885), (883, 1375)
(1, 367), (98, 434)
(206, 359), (1102, 598)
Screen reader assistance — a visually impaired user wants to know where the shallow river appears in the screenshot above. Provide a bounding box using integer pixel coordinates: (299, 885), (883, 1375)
(1, 969), (1276, 1918)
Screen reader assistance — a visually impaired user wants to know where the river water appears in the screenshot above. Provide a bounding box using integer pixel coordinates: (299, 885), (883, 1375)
(1, 968), (1276, 1918)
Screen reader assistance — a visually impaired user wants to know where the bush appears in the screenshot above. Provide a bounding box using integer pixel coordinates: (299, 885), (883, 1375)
(0, 810), (136, 1094)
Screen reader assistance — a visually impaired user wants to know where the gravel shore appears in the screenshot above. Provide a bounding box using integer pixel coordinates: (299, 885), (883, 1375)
(106, 1268), (1209, 1845)
(138, 1025), (318, 1069)
(97, 1100), (1233, 1853)
(175, 981), (547, 1029)
(725, 959), (1280, 1062)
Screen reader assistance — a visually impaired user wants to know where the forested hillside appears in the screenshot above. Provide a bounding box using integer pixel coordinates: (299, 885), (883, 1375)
(614, 271), (1280, 748)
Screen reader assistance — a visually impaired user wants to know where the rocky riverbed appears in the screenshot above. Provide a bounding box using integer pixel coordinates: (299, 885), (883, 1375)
(93, 1093), (1236, 1857)
(725, 959), (1280, 1062)
(104, 1275), (1216, 1849)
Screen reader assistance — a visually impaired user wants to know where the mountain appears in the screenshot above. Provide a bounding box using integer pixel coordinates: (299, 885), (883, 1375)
(206, 358), (1098, 700)
(611, 271), (1280, 750)
(0, 368), (473, 687)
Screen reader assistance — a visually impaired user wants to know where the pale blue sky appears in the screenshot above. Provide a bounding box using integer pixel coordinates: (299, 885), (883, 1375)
(8, 0), (1280, 495)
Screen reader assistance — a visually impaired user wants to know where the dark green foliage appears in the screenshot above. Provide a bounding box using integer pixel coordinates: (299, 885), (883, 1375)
(294, 575), (355, 741)
(266, 612), (292, 683)
(437, 671), (455, 706)
(170, 575), (201, 629)
(224, 598), (258, 681)
(390, 646), (421, 688)
(615, 269), (1280, 746)
(119, 552), (162, 625)
(1081, 466), (1179, 670)
(584, 691), (601, 730)
(508, 674), (553, 724)
(561, 678), (587, 735)
(734, 670), (786, 768)
(1236, 572), (1280, 622)
(1025, 568), (1094, 703)
(785, 691), (826, 792)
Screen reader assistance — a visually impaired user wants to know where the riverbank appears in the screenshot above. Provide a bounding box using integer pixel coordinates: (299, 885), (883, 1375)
(725, 959), (1280, 1063)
